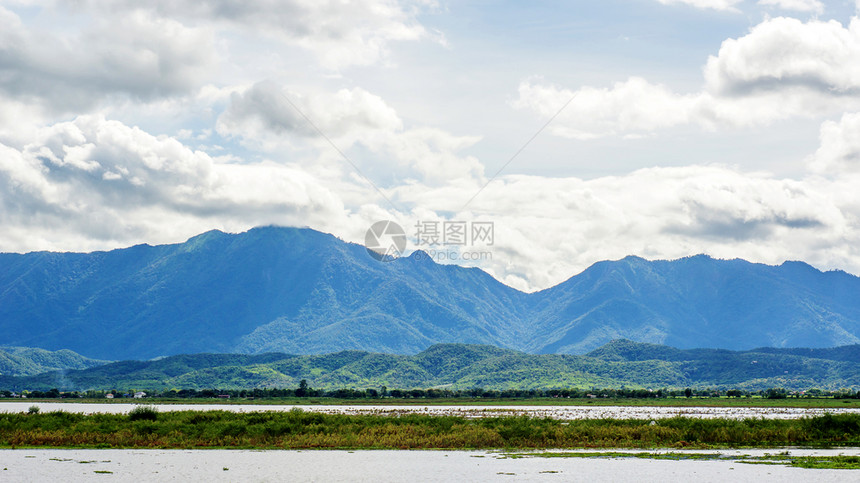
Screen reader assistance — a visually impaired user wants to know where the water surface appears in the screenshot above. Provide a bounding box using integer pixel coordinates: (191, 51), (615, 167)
(2, 448), (857, 482)
(2, 402), (860, 420)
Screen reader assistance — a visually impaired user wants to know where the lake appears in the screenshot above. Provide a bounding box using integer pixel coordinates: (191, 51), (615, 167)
(4, 402), (859, 481)
(2, 401), (860, 419)
(2, 448), (858, 482)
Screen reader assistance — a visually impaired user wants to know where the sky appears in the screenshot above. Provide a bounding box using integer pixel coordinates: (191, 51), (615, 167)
(2, 0), (860, 291)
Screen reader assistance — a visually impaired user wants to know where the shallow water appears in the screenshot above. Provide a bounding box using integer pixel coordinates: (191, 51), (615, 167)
(2, 401), (860, 420)
(1, 448), (858, 482)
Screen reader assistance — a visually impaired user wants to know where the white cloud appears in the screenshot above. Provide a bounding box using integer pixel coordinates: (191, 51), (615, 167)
(0, 115), (356, 251)
(217, 80), (484, 184)
(808, 112), (860, 173)
(514, 17), (860, 139)
(377, 127), (484, 183)
(389, 164), (852, 291)
(704, 17), (860, 96)
(217, 81), (402, 146)
(0, 7), (215, 112)
(758, 0), (824, 14)
(69, 0), (437, 69)
(513, 77), (846, 139)
(656, 0), (743, 11)
(511, 77), (699, 139)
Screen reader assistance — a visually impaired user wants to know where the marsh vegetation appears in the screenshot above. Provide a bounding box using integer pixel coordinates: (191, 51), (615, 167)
(2, 409), (860, 449)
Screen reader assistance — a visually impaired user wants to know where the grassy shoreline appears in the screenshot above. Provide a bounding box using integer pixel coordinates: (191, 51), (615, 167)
(2, 409), (860, 450)
(501, 451), (860, 469)
(5, 396), (860, 408)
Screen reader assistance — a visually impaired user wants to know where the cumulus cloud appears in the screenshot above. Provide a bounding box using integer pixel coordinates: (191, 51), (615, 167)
(69, 0), (436, 69)
(218, 81), (484, 183)
(704, 17), (860, 96)
(665, 170), (832, 239)
(511, 77), (699, 139)
(378, 127), (484, 184)
(0, 7), (214, 112)
(758, 0), (824, 14)
(0, 115), (354, 251)
(388, 165), (851, 291)
(217, 81), (402, 145)
(808, 112), (860, 173)
(655, 0), (742, 11)
(514, 16), (860, 139)
(513, 78), (844, 139)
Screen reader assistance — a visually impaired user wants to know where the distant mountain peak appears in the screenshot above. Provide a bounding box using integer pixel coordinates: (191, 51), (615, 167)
(406, 250), (435, 264)
(186, 228), (229, 240)
(779, 260), (817, 270)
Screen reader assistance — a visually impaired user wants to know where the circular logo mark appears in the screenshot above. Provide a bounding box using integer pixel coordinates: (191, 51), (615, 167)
(365, 220), (407, 262)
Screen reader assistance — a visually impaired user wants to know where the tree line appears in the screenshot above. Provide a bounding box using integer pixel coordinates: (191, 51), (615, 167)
(4, 383), (860, 400)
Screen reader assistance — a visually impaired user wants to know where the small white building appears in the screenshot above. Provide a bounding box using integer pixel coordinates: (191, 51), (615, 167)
(105, 393), (114, 399)
(133, 391), (146, 399)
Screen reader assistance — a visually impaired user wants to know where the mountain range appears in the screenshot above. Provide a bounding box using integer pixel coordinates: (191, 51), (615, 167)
(2, 226), (860, 360)
(3, 340), (860, 391)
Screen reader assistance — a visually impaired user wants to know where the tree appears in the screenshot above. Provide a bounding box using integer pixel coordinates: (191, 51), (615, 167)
(684, 388), (692, 398)
(296, 379), (309, 397)
(765, 387), (787, 399)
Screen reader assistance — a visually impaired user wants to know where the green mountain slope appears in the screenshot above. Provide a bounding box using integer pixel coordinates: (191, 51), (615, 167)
(3, 341), (860, 392)
(0, 347), (108, 377)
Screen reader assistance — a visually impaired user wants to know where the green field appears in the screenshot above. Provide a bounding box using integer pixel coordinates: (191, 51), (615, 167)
(2, 409), (860, 450)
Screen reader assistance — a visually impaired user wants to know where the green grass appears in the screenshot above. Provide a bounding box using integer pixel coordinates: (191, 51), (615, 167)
(774, 455), (860, 469)
(2, 410), (860, 449)
(503, 451), (860, 469)
(127, 405), (158, 421)
(502, 451), (725, 460)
